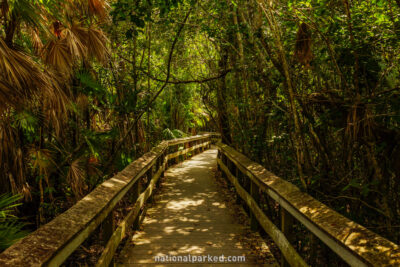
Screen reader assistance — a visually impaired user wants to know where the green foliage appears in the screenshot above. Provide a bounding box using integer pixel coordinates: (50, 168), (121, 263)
(162, 128), (187, 140)
(13, 110), (39, 142)
(0, 194), (28, 251)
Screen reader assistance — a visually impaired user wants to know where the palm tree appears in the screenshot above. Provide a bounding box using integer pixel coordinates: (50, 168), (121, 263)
(0, 0), (111, 226)
(0, 194), (27, 251)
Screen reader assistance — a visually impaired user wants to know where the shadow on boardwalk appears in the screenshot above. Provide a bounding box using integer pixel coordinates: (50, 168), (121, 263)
(117, 148), (277, 266)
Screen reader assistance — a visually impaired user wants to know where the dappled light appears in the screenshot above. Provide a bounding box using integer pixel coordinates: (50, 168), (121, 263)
(0, 0), (399, 265)
(118, 149), (272, 265)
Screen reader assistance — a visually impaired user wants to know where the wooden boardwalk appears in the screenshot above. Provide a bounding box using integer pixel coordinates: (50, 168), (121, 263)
(117, 148), (277, 266)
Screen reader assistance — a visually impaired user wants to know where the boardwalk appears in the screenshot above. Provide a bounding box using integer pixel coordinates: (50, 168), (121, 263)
(1, 135), (399, 266)
(117, 148), (277, 266)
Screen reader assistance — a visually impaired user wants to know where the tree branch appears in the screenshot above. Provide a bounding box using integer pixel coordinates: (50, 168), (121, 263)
(104, 4), (195, 172)
(117, 53), (231, 84)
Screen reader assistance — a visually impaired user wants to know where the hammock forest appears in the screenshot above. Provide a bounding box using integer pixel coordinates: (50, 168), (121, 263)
(0, 0), (399, 265)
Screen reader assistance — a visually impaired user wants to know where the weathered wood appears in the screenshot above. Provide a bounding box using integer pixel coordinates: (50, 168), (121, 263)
(217, 142), (400, 266)
(250, 180), (260, 231)
(131, 181), (141, 230)
(119, 148), (277, 266)
(146, 166), (155, 203)
(281, 208), (294, 267)
(235, 168), (242, 205)
(96, 167), (164, 267)
(102, 212), (115, 245)
(218, 158), (307, 267)
(167, 133), (218, 146)
(167, 141), (210, 160)
(0, 145), (165, 267)
(0, 134), (216, 267)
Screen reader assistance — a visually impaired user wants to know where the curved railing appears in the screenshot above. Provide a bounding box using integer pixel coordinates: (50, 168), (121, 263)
(2, 134), (399, 266)
(216, 142), (400, 267)
(0, 133), (219, 266)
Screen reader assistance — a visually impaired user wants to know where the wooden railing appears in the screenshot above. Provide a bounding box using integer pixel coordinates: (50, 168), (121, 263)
(216, 142), (400, 267)
(0, 133), (219, 267)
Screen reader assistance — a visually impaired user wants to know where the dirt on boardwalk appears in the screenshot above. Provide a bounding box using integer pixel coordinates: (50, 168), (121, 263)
(117, 148), (277, 266)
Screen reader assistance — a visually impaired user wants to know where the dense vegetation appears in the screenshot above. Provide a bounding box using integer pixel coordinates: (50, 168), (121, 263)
(0, 0), (399, 254)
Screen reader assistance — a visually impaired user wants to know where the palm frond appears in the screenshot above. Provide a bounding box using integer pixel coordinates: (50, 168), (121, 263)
(66, 158), (87, 199)
(0, 80), (22, 112)
(88, 0), (110, 21)
(28, 28), (43, 54)
(0, 221), (28, 251)
(0, 194), (28, 251)
(42, 37), (74, 76)
(63, 28), (87, 60)
(28, 147), (55, 176)
(0, 194), (22, 217)
(87, 26), (109, 63)
(0, 39), (67, 111)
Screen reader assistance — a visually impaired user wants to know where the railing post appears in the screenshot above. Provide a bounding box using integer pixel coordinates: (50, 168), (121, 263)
(221, 154), (227, 180)
(101, 211), (115, 266)
(162, 151), (166, 176)
(147, 166), (154, 203)
(183, 142), (187, 161)
(250, 180), (260, 231)
(242, 175), (250, 215)
(131, 180), (141, 230)
(236, 168), (242, 205)
(156, 157), (162, 187)
(174, 145), (179, 164)
(281, 208), (294, 267)
(217, 149), (221, 171)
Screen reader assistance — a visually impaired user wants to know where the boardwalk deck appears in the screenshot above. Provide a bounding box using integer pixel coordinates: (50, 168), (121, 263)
(117, 148), (277, 266)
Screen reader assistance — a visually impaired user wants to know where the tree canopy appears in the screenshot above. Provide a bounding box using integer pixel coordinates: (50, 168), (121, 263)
(0, 0), (400, 258)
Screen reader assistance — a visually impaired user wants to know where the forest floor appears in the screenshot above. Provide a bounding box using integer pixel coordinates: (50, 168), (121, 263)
(116, 148), (277, 266)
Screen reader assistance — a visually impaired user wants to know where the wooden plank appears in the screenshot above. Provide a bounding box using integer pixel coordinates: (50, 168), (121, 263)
(167, 141), (210, 159)
(250, 180), (260, 231)
(281, 208), (294, 267)
(217, 158), (308, 267)
(96, 166), (164, 267)
(119, 148), (277, 266)
(0, 134), (213, 266)
(217, 143), (400, 266)
(0, 143), (166, 267)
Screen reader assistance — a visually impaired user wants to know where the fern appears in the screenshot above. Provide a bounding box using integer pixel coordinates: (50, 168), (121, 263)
(172, 129), (187, 138)
(0, 194), (28, 251)
(162, 128), (176, 140)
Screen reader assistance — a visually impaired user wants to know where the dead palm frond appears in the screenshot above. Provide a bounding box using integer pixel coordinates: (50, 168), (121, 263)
(87, 26), (109, 63)
(29, 146), (56, 203)
(0, 80), (22, 112)
(71, 23), (109, 63)
(0, 39), (69, 113)
(88, 0), (110, 21)
(28, 28), (43, 54)
(0, 38), (41, 94)
(66, 158), (87, 199)
(63, 27), (87, 60)
(28, 147), (54, 176)
(42, 37), (74, 76)
(0, 118), (27, 197)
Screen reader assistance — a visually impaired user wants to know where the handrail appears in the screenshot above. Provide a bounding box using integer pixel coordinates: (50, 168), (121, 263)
(216, 141), (400, 266)
(0, 133), (219, 266)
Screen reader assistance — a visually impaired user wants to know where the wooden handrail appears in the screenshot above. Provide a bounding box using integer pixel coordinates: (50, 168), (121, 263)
(0, 133), (219, 266)
(216, 141), (400, 266)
